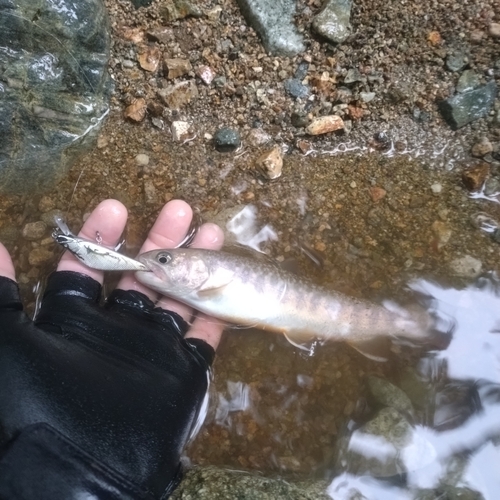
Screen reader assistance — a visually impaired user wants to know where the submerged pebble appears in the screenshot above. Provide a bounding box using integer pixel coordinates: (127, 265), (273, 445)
(449, 255), (482, 278)
(214, 128), (241, 152)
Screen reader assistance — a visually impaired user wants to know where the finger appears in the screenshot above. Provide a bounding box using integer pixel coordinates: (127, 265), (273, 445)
(116, 200), (194, 297)
(0, 243), (16, 281)
(57, 199), (128, 284)
(156, 222), (224, 319)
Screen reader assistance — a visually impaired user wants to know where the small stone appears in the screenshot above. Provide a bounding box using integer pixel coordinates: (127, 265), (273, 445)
(344, 68), (364, 84)
(470, 30), (485, 44)
(431, 221), (452, 250)
(462, 163), (490, 191)
(22, 221), (47, 241)
(38, 196), (56, 212)
(446, 50), (468, 72)
(296, 139), (313, 155)
(151, 117), (164, 130)
(471, 137), (493, 158)
(350, 181), (356, 189)
(143, 179), (157, 205)
(97, 135), (108, 148)
(146, 27), (174, 44)
(438, 81), (497, 130)
(137, 45), (162, 72)
(290, 111), (309, 128)
(369, 186), (386, 202)
(163, 58), (192, 79)
(431, 183), (442, 194)
(124, 98), (147, 122)
(135, 154), (149, 166)
(159, 0), (202, 22)
(489, 23), (500, 38)
(427, 31), (442, 46)
(255, 145), (283, 180)
(122, 59), (135, 69)
(283, 78), (309, 99)
(246, 128), (271, 147)
(171, 121), (194, 142)
(367, 376), (414, 416)
(213, 128), (241, 152)
(449, 255), (482, 279)
(360, 92), (375, 102)
(158, 81), (199, 109)
(206, 6), (222, 21)
(456, 70), (480, 93)
(197, 65), (216, 85)
(147, 101), (164, 117)
(41, 209), (65, 227)
(28, 247), (53, 266)
(312, 0), (352, 45)
(484, 178), (500, 196)
(306, 115), (344, 135)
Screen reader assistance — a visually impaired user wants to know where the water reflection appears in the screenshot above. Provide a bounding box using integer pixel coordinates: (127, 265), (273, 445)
(327, 274), (500, 499)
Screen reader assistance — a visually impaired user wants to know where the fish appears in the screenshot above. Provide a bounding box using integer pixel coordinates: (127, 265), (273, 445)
(136, 248), (441, 359)
(52, 217), (148, 272)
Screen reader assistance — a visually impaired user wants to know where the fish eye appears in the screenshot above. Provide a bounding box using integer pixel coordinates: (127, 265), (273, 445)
(157, 252), (172, 264)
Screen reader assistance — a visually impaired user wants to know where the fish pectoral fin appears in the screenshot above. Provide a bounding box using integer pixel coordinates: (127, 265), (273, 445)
(196, 268), (235, 298)
(283, 330), (317, 351)
(346, 338), (392, 362)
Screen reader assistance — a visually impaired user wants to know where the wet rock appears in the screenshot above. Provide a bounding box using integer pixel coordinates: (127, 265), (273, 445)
(489, 23), (500, 38)
(22, 221), (47, 241)
(445, 50), (468, 72)
(28, 247), (54, 266)
(369, 186), (386, 202)
(158, 81), (199, 109)
(471, 137), (493, 158)
(163, 58), (192, 79)
(294, 61), (309, 80)
(137, 45), (162, 72)
(213, 128), (241, 152)
(159, 0), (202, 22)
(344, 68), (364, 84)
(366, 376), (414, 416)
(306, 115), (344, 135)
(438, 81), (497, 130)
(0, 0), (111, 194)
(449, 255), (482, 278)
(431, 220), (452, 250)
(291, 111), (309, 128)
(456, 70), (480, 93)
(312, 0), (352, 45)
(130, 0), (154, 7)
(124, 98), (147, 122)
(462, 163), (489, 191)
(236, 0), (305, 56)
(360, 91), (376, 103)
(171, 121), (194, 142)
(284, 78), (310, 99)
(135, 154), (149, 166)
(246, 128), (271, 146)
(41, 209), (65, 227)
(484, 177), (500, 196)
(431, 183), (443, 194)
(170, 466), (330, 500)
(197, 65), (216, 85)
(38, 196), (56, 213)
(255, 145), (283, 180)
(335, 407), (435, 477)
(146, 27), (174, 44)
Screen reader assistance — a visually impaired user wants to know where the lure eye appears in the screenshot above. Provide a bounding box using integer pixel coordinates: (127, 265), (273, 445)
(157, 252), (172, 265)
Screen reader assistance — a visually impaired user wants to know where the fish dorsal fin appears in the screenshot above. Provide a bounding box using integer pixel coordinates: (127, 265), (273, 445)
(196, 267), (235, 298)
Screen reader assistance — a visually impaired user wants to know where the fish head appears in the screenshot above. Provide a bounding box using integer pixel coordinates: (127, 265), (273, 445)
(136, 249), (210, 297)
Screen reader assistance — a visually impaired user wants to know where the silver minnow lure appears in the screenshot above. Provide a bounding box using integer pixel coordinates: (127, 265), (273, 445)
(52, 217), (148, 272)
(136, 248), (437, 358)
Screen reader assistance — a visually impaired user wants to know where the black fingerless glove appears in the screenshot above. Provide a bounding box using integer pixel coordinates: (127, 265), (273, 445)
(0, 272), (215, 500)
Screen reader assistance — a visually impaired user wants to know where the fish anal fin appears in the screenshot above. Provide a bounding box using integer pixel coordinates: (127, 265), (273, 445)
(347, 337), (392, 362)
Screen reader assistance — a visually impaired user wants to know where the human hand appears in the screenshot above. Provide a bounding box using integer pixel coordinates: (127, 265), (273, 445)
(0, 199), (224, 500)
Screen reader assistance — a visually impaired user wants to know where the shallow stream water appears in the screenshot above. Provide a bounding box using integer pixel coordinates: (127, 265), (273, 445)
(1, 112), (500, 499)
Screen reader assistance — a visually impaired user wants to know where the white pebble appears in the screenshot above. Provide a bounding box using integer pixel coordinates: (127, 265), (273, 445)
(431, 183), (442, 194)
(135, 154), (150, 166)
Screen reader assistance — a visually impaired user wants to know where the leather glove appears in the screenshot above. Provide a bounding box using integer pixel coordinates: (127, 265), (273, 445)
(0, 271), (214, 500)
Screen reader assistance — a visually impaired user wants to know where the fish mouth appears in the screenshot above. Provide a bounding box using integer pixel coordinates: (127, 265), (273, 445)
(136, 256), (164, 277)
